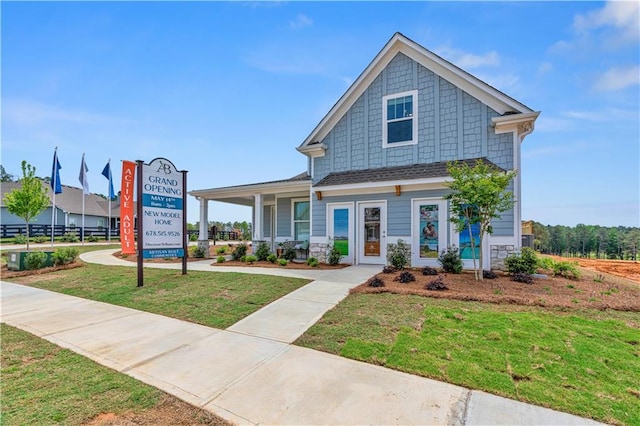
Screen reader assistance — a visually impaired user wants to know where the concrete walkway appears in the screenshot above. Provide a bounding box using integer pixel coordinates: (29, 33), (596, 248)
(1, 251), (603, 425)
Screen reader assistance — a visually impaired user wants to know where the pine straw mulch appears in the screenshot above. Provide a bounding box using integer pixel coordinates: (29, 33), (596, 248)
(352, 268), (640, 312)
(1, 262), (83, 280)
(211, 259), (348, 270)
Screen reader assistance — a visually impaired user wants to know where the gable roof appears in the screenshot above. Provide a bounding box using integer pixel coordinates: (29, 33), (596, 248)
(298, 32), (536, 153)
(1, 180), (117, 217)
(313, 158), (503, 188)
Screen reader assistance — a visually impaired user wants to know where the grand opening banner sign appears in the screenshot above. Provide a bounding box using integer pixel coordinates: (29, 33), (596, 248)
(139, 158), (187, 260)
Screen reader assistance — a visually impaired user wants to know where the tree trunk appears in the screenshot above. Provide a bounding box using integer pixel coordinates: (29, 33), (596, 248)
(468, 222), (478, 280)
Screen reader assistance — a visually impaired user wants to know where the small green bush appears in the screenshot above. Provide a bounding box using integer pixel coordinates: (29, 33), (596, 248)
(326, 240), (343, 265)
(191, 246), (207, 258)
(255, 242), (271, 261)
(24, 251), (47, 270)
(552, 261), (581, 280)
(537, 256), (555, 271)
(216, 246), (227, 255)
(439, 246), (463, 274)
(245, 255), (257, 264)
(33, 236), (47, 244)
(87, 234), (98, 242)
(240, 255), (247, 263)
(387, 239), (410, 269)
(231, 243), (248, 260)
(189, 233), (198, 242)
(216, 255), (225, 263)
(278, 258), (288, 266)
(52, 247), (79, 265)
(61, 232), (79, 243)
(14, 234), (27, 244)
(306, 257), (319, 267)
(505, 247), (538, 275)
(282, 247), (297, 261)
(267, 253), (277, 263)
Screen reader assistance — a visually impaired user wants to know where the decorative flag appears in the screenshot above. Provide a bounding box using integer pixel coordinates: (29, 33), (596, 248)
(101, 161), (115, 200)
(51, 150), (62, 194)
(79, 154), (89, 195)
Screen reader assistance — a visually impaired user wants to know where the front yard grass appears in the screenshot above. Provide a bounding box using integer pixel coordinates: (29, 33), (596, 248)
(296, 293), (640, 425)
(1, 323), (227, 425)
(10, 264), (310, 329)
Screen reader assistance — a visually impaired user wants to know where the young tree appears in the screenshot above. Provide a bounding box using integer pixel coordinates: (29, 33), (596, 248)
(445, 160), (517, 280)
(3, 161), (50, 249)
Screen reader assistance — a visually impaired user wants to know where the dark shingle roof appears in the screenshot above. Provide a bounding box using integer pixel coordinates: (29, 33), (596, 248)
(314, 158), (503, 187)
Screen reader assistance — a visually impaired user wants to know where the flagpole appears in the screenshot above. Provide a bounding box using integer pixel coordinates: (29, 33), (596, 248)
(81, 153), (86, 246)
(51, 147), (58, 247)
(108, 159), (112, 243)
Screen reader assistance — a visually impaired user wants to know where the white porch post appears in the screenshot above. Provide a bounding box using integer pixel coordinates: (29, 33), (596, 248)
(253, 194), (263, 242)
(197, 197), (210, 257)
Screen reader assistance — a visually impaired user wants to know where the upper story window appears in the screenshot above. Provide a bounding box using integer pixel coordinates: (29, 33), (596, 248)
(383, 89), (418, 148)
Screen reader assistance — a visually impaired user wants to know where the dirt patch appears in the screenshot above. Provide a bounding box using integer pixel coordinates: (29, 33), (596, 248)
(212, 259), (348, 270)
(549, 255), (640, 283)
(85, 394), (229, 425)
(1, 262), (82, 280)
(352, 268), (640, 312)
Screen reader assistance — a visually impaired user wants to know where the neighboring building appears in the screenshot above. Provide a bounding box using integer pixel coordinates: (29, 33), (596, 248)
(190, 33), (539, 269)
(1, 180), (118, 232)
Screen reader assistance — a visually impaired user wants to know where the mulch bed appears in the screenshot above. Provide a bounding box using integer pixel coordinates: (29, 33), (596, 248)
(211, 260), (348, 270)
(352, 268), (640, 311)
(1, 262), (83, 279)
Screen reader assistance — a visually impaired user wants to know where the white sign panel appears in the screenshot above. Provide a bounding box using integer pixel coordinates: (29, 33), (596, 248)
(141, 158), (184, 258)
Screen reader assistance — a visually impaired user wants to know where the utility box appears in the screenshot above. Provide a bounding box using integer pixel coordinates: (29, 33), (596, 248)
(6, 251), (54, 271)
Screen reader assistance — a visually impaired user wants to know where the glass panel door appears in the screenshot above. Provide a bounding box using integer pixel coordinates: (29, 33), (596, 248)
(364, 207), (381, 257)
(358, 202), (386, 264)
(328, 203), (354, 264)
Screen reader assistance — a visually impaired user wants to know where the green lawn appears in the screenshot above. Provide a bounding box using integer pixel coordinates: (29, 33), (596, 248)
(296, 293), (640, 425)
(1, 324), (226, 425)
(10, 264), (310, 329)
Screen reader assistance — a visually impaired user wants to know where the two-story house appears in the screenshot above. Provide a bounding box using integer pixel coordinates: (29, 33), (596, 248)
(189, 33), (539, 269)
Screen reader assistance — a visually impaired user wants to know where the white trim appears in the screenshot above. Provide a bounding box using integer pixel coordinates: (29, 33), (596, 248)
(291, 197), (310, 241)
(314, 176), (450, 194)
(383, 89), (418, 148)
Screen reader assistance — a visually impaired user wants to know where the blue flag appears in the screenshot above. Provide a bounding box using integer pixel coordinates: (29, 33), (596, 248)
(51, 150), (62, 194)
(101, 161), (115, 200)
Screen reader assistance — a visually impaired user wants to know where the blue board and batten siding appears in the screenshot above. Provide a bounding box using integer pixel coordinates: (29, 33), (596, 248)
(276, 197), (292, 238)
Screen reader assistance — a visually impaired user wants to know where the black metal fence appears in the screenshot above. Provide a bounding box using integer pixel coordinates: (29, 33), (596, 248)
(1, 224), (119, 239)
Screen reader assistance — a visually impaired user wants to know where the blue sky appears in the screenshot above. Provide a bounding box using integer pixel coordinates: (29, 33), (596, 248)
(2, 1), (638, 227)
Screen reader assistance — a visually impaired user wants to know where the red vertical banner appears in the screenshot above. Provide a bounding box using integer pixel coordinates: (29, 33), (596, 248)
(120, 160), (136, 254)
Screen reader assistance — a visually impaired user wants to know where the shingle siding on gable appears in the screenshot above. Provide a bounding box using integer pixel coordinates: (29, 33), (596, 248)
(311, 52), (516, 187)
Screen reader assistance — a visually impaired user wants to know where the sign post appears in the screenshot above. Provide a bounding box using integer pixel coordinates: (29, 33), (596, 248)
(136, 157), (188, 287)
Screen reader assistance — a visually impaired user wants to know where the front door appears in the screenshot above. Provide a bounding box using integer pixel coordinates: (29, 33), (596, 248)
(328, 203), (354, 264)
(358, 202), (386, 264)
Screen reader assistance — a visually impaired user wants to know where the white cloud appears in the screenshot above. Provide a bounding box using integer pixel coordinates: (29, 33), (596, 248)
(289, 13), (312, 30)
(3, 98), (131, 126)
(594, 65), (640, 91)
(537, 62), (553, 75)
(574, 0), (640, 41)
(434, 46), (500, 69)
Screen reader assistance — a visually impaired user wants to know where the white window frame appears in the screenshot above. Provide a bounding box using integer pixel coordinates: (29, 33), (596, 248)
(291, 198), (310, 241)
(382, 89), (418, 148)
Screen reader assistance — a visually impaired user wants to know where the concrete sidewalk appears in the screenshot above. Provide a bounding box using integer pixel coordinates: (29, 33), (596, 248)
(1, 279), (602, 425)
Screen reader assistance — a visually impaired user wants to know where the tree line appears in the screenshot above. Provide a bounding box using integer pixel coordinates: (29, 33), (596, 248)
(531, 222), (639, 260)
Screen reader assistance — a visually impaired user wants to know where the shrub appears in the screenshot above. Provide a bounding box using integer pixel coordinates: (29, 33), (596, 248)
(33, 236), (47, 244)
(52, 247), (79, 265)
(306, 257), (319, 267)
(283, 247), (297, 261)
(553, 261), (581, 280)
(245, 255), (257, 264)
(426, 276), (448, 291)
(511, 272), (534, 284)
(387, 239), (410, 269)
(278, 258), (288, 266)
(394, 271), (416, 284)
(24, 251), (47, 270)
(367, 277), (385, 288)
(216, 255), (225, 263)
(482, 270), (498, 279)
(240, 255), (247, 263)
(231, 243), (248, 260)
(87, 234), (98, 242)
(382, 265), (397, 274)
(422, 266), (438, 276)
(216, 246), (227, 254)
(267, 253), (277, 263)
(61, 232), (79, 243)
(505, 247), (538, 275)
(537, 256), (555, 271)
(439, 246), (463, 274)
(326, 241), (343, 265)
(191, 246), (207, 258)
(255, 242), (271, 261)
(14, 234), (27, 244)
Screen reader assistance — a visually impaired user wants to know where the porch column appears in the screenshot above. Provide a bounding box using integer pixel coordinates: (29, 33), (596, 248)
(253, 194), (262, 242)
(197, 197), (210, 257)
